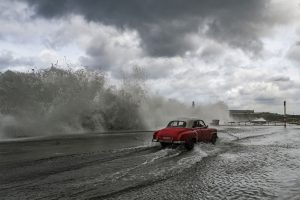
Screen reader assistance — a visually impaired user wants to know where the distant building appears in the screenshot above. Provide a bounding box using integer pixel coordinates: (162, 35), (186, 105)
(229, 110), (255, 121)
(210, 119), (220, 126)
(251, 118), (267, 125)
(229, 110), (254, 115)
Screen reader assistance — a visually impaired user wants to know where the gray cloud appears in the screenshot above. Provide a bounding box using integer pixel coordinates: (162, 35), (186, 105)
(1, 0), (299, 113)
(287, 41), (300, 64)
(269, 76), (290, 82)
(200, 43), (224, 63)
(25, 0), (276, 57)
(268, 76), (295, 90)
(78, 27), (143, 77)
(0, 50), (34, 69)
(254, 96), (277, 105)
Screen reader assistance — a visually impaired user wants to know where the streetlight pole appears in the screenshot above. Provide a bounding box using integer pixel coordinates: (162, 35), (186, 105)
(284, 101), (287, 128)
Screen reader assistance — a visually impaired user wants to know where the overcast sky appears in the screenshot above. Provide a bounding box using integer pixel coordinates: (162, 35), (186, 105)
(1, 0), (300, 114)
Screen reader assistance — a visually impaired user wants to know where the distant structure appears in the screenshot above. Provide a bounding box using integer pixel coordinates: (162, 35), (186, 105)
(211, 119), (220, 126)
(229, 110), (255, 121)
(251, 118), (267, 125)
(192, 101), (195, 108)
(227, 105), (300, 126)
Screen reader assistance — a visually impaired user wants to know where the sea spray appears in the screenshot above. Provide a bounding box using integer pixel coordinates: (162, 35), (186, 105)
(140, 95), (230, 129)
(0, 67), (145, 138)
(0, 67), (230, 138)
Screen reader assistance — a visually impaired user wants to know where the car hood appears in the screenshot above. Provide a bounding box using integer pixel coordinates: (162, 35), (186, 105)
(157, 127), (190, 138)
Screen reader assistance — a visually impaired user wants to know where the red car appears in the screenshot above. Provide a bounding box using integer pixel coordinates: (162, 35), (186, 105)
(152, 118), (218, 150)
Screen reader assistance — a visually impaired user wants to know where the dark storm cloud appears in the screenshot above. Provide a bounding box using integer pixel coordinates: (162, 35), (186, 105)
(25, 0), (271, 57)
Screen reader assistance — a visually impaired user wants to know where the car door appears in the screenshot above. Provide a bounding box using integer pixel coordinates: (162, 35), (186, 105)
(193, 120), (203, 142)
(198, 120), (210, 141)
(190, 120), (199, 142)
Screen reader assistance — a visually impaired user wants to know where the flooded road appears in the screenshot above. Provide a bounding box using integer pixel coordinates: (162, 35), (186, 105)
(1, 126), (300, 199)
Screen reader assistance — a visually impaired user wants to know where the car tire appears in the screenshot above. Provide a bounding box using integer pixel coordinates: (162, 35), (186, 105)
(211, 134), (217, 145)
(184, 138), (194, 151)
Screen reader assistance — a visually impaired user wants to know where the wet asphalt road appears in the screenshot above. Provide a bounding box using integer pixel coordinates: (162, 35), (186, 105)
(0, 126), (300, 200)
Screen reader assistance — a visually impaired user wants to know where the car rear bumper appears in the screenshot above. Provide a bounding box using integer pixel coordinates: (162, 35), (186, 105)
(152, 139), (185, 144)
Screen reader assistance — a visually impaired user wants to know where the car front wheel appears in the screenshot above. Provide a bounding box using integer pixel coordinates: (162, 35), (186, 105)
(211, 134), (217, 144)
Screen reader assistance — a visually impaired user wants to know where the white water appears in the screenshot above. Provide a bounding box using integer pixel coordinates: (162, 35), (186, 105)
(0, 67), (230, 138)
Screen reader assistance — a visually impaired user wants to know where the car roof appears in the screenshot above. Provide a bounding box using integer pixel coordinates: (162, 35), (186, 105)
(173, 117), (202, 122)
(170, 118), (204, 128)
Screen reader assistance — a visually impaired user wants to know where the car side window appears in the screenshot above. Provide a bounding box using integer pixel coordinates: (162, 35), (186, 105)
(178, 121), (186, 127)
(193, 120), (205, 128)
(196, 121), (201, 127)
(167, 121), (176, 127)
(199, 120), (206, 127)
(192, 120), (200, 128)
(192, 121), (197, 128)
(167, 121), (186, 128)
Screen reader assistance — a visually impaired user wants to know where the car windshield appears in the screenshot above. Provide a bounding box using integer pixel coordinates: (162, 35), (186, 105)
(167, 121), (186, 128)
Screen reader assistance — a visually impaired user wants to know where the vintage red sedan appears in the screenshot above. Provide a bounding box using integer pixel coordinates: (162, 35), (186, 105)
(152, 118), (218, 150)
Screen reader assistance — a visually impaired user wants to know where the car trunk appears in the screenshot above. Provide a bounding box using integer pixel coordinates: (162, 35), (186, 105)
(157, 127), (190, 141)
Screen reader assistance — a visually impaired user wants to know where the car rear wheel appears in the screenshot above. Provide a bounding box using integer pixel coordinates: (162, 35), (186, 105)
(160, 142), (168, 148)
(184, 138), (194, 150)
(211, 134), (217, 144)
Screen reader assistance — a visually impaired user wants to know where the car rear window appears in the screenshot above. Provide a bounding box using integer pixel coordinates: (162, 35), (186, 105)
(167, 121), (186, 128)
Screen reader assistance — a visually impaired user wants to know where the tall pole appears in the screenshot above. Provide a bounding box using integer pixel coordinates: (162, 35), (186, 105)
(284, 101), (286, 128)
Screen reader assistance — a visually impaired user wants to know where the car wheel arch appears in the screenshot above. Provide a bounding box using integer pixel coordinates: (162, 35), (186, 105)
(178, 131), (196, 142)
